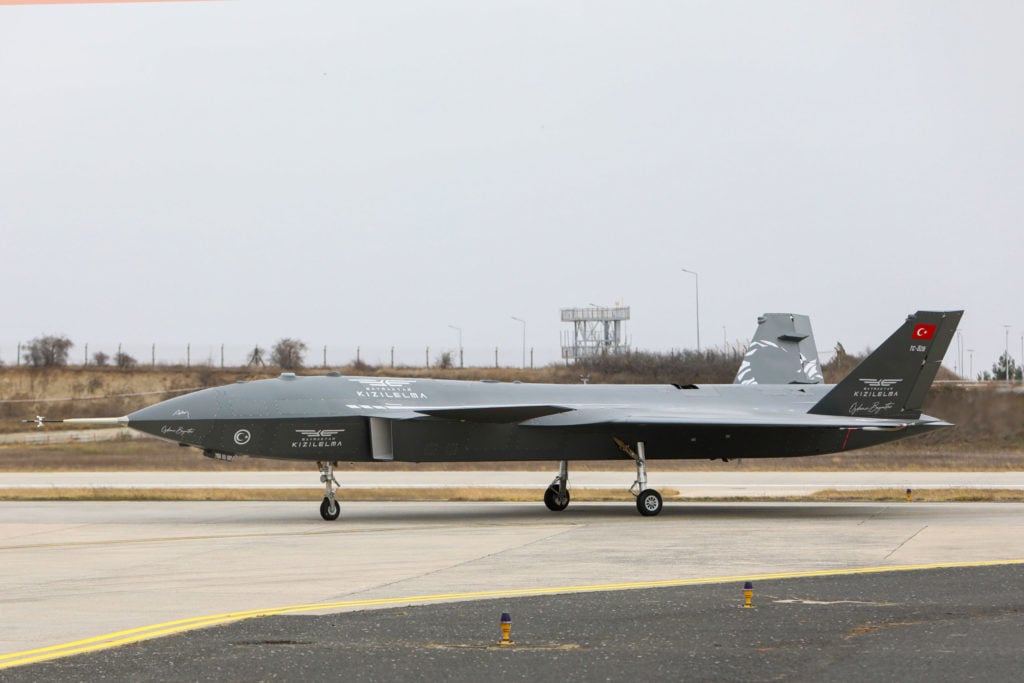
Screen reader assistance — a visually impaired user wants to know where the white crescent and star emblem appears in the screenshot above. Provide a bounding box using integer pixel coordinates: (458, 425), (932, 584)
(233, 429), (252, 446)
(912, 324), (937, 340)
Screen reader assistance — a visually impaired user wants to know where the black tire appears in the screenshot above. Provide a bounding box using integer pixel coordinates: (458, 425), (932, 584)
(543, 485), (570, 512)
(636, 489), (663, 516)
(320, 496), (340, 521)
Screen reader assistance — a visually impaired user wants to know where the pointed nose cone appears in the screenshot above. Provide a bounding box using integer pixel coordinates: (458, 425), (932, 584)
(128, 388), (222, 446)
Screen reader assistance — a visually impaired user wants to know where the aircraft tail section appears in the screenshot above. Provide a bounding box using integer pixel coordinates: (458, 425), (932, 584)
(808, 310), (963, 419)
(733, 313), (823, 385)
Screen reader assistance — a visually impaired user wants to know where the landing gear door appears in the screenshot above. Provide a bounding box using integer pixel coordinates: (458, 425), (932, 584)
(369, 417), (394, 461)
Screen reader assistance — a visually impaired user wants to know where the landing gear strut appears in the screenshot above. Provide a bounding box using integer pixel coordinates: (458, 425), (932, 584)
(544, 460), (570, 511)
(318, 461), (340, 521)
(616, 438), (664, 516)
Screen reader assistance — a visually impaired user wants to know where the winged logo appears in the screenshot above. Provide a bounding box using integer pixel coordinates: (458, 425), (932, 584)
(295, 429), (345, 438)
(859, 379), (902, 387)
(350, 379), (416, 388)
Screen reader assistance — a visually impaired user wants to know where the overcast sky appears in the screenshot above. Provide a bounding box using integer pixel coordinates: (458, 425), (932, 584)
(1, 1), (1021, 374)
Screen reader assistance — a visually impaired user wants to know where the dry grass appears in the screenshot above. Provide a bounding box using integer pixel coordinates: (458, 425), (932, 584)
(804, 488), (1024, 502)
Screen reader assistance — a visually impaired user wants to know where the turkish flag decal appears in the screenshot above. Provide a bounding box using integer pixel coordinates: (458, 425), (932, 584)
(912, 324), (937, 340)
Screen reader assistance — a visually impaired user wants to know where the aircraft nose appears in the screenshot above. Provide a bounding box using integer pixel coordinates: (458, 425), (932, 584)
(127, 387), (221, 445)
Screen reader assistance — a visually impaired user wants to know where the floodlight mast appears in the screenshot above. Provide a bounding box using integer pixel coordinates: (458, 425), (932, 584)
(681, 268), (701, 352)
(511, 317), (526, 369)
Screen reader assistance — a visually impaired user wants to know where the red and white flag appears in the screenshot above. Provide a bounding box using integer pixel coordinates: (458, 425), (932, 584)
(912, 324), (937, 340)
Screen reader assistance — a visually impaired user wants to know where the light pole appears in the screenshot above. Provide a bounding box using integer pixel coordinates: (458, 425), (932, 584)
(681, 268), (701, 352)
(511, 317), (526, 369)
(448, 325), (463, 368)
(956, 330), (963, 377)
(968, 349), (974, 380)
(1004, 326), (1011, 385)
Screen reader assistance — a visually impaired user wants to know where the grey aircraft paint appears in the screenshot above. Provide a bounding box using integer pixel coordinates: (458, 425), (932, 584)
(34, 310), (963, 518)
(733, 313), (823, 385)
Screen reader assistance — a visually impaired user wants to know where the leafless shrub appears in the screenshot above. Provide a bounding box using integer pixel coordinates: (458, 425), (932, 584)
(115, 351), (137, 369)
(271, 338), (307, 370)
(92, 351), (110, 367)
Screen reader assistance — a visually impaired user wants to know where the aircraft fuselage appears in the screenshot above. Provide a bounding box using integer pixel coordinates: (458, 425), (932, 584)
(127, 374), (945, 463)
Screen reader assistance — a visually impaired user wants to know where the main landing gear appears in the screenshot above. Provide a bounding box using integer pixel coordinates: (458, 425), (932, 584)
(544, 460), (570, 511)
(318, 461), (340, 521)
(541, 441), (664, 517)
(615, 438), (664, 516)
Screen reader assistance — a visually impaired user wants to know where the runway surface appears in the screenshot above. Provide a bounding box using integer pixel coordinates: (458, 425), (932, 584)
(5, 563), (1022, 681)
(2, 498), (1023, 675)
(3, 470), (1024, 496)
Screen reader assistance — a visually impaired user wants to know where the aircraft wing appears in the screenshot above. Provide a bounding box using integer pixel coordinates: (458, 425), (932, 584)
(341, 403), (574, 423)
(413, 404), (574, 423)
(352, 403), (938, 429)
(341, 401), (941, 429)
(519, 407), (945, 429)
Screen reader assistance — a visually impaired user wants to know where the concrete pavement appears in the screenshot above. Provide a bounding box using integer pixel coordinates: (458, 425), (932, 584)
(2, 499), (1023, 664)
(1, 470), (1023, 497)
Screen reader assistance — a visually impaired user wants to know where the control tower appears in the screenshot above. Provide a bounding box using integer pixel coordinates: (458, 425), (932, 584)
(561, 305), (630, 362)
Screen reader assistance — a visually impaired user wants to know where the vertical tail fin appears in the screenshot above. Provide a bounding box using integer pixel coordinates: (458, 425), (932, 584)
(734, 313), (823, 385)
(809, 310), (963, 419)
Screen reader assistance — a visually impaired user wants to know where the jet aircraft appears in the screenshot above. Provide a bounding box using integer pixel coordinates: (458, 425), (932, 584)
(31, 310), (961, 519)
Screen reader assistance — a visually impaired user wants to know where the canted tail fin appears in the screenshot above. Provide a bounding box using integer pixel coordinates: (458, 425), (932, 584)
(733, 313), (823, 385)
(808, 310), (963, 419)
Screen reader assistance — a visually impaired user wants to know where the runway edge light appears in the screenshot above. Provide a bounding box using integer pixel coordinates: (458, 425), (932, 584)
(499, 612), (513, 645)
(743, 582), (754, 609)
(907, 488), (913, 502)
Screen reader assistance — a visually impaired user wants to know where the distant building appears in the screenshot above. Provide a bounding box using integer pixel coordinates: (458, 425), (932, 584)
(561, 306), (630, 362)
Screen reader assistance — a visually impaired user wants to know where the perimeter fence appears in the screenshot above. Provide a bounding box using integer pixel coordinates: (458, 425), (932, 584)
(0, 342), (562, 370)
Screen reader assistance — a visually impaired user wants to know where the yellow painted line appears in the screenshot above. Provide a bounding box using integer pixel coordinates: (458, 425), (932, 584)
(2, 557), (1023, 670)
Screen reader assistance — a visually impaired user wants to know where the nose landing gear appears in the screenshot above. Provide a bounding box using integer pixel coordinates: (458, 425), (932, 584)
(318, 461), (340, 521)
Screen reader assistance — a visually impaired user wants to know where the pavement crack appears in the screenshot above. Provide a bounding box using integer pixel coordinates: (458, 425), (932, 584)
(321, 524), (580, 604)
(857, 506), (890, 525)
(884, 525), (928, 560)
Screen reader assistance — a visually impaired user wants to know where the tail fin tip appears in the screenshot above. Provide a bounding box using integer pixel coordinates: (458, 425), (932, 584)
(808, 310), (963, 419)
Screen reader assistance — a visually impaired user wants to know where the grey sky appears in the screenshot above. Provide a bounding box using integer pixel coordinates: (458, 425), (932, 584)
(1, 1), (1021, 373)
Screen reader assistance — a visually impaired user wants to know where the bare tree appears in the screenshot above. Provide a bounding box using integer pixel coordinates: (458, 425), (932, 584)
(115, 351), (138, 369)
(22, 335), (73, 367)
(92, 351), (110, 367)
(271, 338), (307, 370)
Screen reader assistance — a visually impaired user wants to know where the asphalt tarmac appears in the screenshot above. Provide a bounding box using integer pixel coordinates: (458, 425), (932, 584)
(2, 499), (1023, 680)
(4, 563), (1022, 682)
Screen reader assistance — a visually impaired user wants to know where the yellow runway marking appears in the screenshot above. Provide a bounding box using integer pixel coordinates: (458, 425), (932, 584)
(2, 558), (1023, 670)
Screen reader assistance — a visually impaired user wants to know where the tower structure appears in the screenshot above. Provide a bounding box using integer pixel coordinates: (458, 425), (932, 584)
(560, 305), (630, 362)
